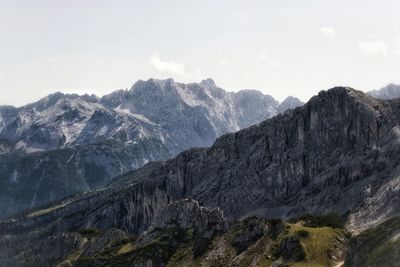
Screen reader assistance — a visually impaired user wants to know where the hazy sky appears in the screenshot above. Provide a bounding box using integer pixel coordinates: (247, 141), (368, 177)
(1, 0), (400, 106)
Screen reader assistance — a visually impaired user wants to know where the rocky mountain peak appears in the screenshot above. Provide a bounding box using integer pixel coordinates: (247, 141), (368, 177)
(132, 78), (176, 92)
(309, 86), (384, 114)
(0, 78), (320, 219)
(199, 78), (217, 88)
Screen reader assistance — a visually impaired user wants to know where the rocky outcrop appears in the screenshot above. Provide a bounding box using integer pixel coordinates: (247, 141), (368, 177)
(150, 199), (227, 235)
(345, 216), (400, 266)
(81, 228), (127, 257)
(0, 78), (293, 218)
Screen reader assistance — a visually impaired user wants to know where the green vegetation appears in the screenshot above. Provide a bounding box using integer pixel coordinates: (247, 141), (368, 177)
(72, 217), (348, 267)
(288, 224), (346, 267)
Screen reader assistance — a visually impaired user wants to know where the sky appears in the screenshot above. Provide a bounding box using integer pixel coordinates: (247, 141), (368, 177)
(0, 0), (399, 106)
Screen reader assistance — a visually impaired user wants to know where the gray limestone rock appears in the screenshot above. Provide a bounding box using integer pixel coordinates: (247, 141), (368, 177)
(0, 78), (286, 217)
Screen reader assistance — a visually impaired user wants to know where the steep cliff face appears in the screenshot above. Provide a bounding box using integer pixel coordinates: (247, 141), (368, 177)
(0, 78), (291, 218)
(106, 87), (400, 233)
(2, 87), (399, 240)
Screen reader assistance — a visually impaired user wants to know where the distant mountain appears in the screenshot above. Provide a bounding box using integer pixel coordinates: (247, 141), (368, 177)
(0, 78), (301, 218)
(99, 78), (285, 154)
(277, 96), (304, 113)
(2, 87), (399, 266)
(368, 83), (400, 99)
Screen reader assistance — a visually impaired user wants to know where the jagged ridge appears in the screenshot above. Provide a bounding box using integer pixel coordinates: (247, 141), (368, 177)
(2, 86), (400, 236)
(0, 78), (301, 218)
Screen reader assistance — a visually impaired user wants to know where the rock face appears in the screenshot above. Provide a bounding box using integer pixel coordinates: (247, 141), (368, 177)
(0, 139), (13, 155)
(150, 199), (227, 234)
(2, 87), (400, 240)
(345, 216), (400, 267)
(0, 140), (169, 217)
(0, 78), (293, 218)
(368, 83), (400, 99)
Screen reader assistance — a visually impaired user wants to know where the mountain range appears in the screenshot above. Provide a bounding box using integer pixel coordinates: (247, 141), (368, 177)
(368, 83), (400, 99)
(0, 78), (304, 218)
(1, 84), (400, 266)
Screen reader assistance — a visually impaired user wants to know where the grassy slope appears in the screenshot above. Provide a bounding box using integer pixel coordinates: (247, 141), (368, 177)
(56, 216), (400, 267)
(58, 216), (349, 267)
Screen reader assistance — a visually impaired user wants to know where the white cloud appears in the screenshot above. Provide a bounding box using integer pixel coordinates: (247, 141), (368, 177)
(357, 40), (388, 56)
(320, 27), (336, 39)
(150, 54), (186, 76)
